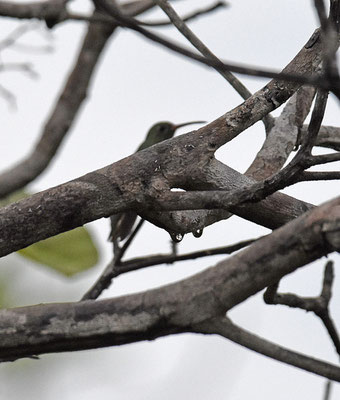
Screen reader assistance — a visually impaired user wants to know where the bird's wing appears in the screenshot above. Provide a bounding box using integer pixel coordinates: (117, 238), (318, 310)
(109, 211), (138, 242)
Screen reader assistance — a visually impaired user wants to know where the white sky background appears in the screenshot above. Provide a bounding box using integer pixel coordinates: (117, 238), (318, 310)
(0, 0), (340, 399)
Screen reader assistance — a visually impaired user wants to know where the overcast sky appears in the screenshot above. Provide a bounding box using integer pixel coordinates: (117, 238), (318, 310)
(1, 0), (340, 399)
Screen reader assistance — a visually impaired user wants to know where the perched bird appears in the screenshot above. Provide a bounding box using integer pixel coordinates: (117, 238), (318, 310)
(109, 120), (205, 244)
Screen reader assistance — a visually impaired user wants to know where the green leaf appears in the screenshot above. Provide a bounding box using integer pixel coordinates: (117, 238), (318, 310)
(18, 227), (99, 277)
(2, 189), (99, 276)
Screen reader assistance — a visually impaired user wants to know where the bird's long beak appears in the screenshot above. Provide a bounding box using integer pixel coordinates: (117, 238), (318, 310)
(173, 121), (206, 130)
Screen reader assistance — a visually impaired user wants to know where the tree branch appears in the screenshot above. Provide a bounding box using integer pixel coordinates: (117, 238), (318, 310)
(82, 236), (259, 300)
(0, 0), (68, 22)
(0, 196), (338, 361)
(246, 86), (316, 180)
(137, 1), (227, 27)
(0, 147), (313, 258)
(0, 4), (328, 256)
(0, 2), (156, 199)
(297, 171), (340, 181)
(94, 1), (336, 94)
(301, 124), (340, 151)
(264, 261), (340, 357)
(194, 316), (340, 382)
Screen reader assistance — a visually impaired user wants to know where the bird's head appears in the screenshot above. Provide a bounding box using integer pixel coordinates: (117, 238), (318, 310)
(141, 120), (206, 150)
(147, 121), (177, 144)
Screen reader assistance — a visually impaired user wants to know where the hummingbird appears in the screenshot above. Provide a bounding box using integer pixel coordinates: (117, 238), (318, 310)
(109, 120), (205, 244)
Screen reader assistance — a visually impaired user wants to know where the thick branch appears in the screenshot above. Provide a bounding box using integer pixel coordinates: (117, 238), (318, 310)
(0, 197), (338, 361)
(129, 26), (325, 234)
(141, 159), (313, 234)
(0, 15), (326, 253)
(0, 148), (313, 257)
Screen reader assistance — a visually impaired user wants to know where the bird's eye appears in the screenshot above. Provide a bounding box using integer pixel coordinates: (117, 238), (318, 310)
(159, 125), (166, 133)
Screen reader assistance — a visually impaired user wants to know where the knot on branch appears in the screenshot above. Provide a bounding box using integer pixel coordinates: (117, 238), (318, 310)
(43, 0), (68, 28)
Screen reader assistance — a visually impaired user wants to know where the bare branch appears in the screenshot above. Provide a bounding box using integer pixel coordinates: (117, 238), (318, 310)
(302, 124), (340, 151)
(314, 0), (340, 81)
(154, 0), (273, 131)
(1, 1), (337, 97)
(0, 61), (38, 77)
(0, 196), (338, 361)
(0, 16), (324, 252)
(308, 153), (340, 165)
(297, 171), (340, 181)
(153, 0), (249, 100)
(0, 146), (314, 257)
(246, 86), (316, 180)
(137, 1), (227, 27)
(264, 261), (340, 357)
(194, 316), (340, 382)
(0, 1), (157, 199)
(151, 90), (328, 214)
(82, 236), (259, 300)
(144, 89), (328, 218)
(0, 15), (114, 198)
(93, 1), (337, 94)
(0, 22), (38, 51)
(323, 381), (333, 400)
(0, 83), (16, 108)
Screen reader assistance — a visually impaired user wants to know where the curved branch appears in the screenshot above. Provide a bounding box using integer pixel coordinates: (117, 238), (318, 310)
(194, 316), (340, 382)
(82, 236), (258, 300)
(0, 13), (114, 198)
(246, 86), (316, 180)
(0, 1), (156, 199)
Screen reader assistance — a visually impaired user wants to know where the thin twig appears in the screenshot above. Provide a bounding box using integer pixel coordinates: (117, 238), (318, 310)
(136, 1), (227, 27)
(0, 83), (16, 109)
(82, 236), (259, 300)
(153, 0), (273, 131)
(314, 0), (340, 81)
(323, 380), (332, 400)
(0, 22), (38, 51)
(114, 218), (145, 263)
(95, 1), (340, 97)
(153, 0), (248, 99)
(0, 62), (38, 78)
(119, 237), (259, 269)
(1, 1), (338, 95)
(81, 218), (145, 300)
